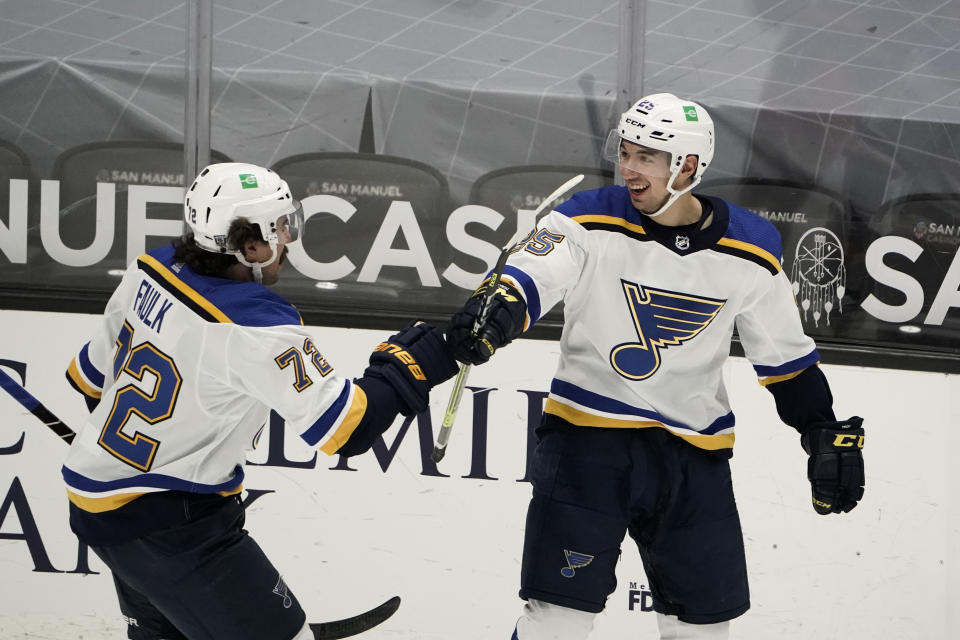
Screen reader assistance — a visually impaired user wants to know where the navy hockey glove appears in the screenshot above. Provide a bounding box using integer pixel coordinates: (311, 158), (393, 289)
(447, 280), (527, 365)
(801, 416), (865, 515)
(363, 321), (459, 417)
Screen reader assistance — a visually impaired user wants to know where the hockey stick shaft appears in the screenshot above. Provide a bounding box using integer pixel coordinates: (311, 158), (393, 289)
(0, 366), (76, 444)
(0, 366), (398, 638)
(431, 230), (519, 460)
(431, 173), (585, 463)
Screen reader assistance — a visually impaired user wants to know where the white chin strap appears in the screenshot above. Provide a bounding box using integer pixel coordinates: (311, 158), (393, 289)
(643, 170), (702, 218)
(235, 240), (280, 284)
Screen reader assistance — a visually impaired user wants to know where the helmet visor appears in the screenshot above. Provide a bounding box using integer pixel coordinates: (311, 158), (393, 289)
(277, 200), (304, 244)
(603, 130), (672, 178)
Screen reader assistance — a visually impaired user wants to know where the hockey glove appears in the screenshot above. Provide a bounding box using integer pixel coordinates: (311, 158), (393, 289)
(363, 321), (459, 417)
(447, 280), (527, 365)
(801, 416), (865, 515)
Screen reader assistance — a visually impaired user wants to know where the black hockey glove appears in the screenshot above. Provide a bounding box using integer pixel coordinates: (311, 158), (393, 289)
(363, 321), (459, 417)
(801, 416), (865, 515)
(447, 280), (527, 365)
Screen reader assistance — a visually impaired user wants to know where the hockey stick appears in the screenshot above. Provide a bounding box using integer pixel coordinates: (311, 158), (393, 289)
(0, 366), (76, 444)
(310, 595), (401, 639)
(0, 366), (399, 639)
(431, 173), (585, 463)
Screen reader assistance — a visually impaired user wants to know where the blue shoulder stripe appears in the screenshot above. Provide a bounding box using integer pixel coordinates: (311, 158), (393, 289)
(555, 185), (639, 224)
(139, 254), (229, 323)
(716, 198), (783, 273)
(142, 246), (302, 327)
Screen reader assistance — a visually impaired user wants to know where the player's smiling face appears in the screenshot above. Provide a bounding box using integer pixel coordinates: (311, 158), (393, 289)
(617, 140), (674, 212)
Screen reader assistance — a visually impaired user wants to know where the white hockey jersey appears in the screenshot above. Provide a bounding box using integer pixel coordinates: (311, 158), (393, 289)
(501, 186), (819, 452)
(63, 245), (366, 514)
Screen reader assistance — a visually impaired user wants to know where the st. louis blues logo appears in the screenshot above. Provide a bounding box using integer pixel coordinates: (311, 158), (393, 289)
(561, 550), (594, 578)
(611, 280), (725, 380)
(273, 574), (293, 608)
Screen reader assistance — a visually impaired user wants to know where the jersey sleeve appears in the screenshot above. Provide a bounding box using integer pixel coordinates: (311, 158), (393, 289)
(208, 324), (367, 455)
(500, 211), (587, 327)
(735, 268), (821, 383)
(738, 270), (838, 431)
(65, 273), (134, 403)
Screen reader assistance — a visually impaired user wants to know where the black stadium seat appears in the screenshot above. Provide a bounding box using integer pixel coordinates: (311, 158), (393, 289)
(0, 138), (30, 182)
(270, 152), (455, 315)
(0, 140), (32, 284)
(52, 142), (232, 262)
(470, 165), (613, 248)
(26, 142), (230, 290)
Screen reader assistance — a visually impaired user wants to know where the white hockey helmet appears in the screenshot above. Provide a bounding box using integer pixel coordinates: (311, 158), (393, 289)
(184, 162), (303, 257)
(606, 93), (715, 215)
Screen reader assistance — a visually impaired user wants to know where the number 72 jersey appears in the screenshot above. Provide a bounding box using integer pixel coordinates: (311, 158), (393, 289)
(63, 245), (365, 513)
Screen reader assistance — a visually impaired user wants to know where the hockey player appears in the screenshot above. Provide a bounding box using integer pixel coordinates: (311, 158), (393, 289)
(447, 93), (865, 639)
(63, 163), (458, 640)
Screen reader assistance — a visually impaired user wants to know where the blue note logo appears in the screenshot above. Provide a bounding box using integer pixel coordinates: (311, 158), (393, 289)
(561, 550), (594, 578)
(611, 281), (725, 380)
(273, 574), (293, 608)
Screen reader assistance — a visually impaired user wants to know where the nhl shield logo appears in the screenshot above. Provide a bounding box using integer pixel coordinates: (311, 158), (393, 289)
(674, 235), (690, 251)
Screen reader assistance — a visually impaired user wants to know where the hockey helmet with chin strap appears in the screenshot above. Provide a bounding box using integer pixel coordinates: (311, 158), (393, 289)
(184, 163), (303, 278)
(605, 93), (715, 216)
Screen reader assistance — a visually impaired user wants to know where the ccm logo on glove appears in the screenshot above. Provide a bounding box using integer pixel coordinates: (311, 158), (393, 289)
(372, 343), (426, 381)
(832, 433), (864, 448)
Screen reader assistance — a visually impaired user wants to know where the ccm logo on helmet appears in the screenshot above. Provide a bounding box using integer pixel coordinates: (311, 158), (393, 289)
(832, 434), (864, 448)
(624, 118), (646, 128)
(373, 343), (427, 381)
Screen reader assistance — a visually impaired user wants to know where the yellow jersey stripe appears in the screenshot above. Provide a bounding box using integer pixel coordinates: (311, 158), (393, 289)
(545, 398), (736, 451)
(66, 485), (243, 513)
(716, 238), (781, 273)
(67, 359), (102, 399)
(320, 385), (368, 455)
(139, 254), (233, 323)
(572, 214), (647, 235)
(567, 215), (779, 274)
(758, 368), (807, 387)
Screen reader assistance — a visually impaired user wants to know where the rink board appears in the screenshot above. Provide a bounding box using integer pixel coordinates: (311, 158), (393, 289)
(1, 309), (958, 639)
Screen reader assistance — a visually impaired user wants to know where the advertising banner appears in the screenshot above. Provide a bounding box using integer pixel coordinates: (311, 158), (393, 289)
(3, 151), (960, 367)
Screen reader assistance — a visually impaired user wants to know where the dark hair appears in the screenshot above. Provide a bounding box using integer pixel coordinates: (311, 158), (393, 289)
(171, 218), (264, 278)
